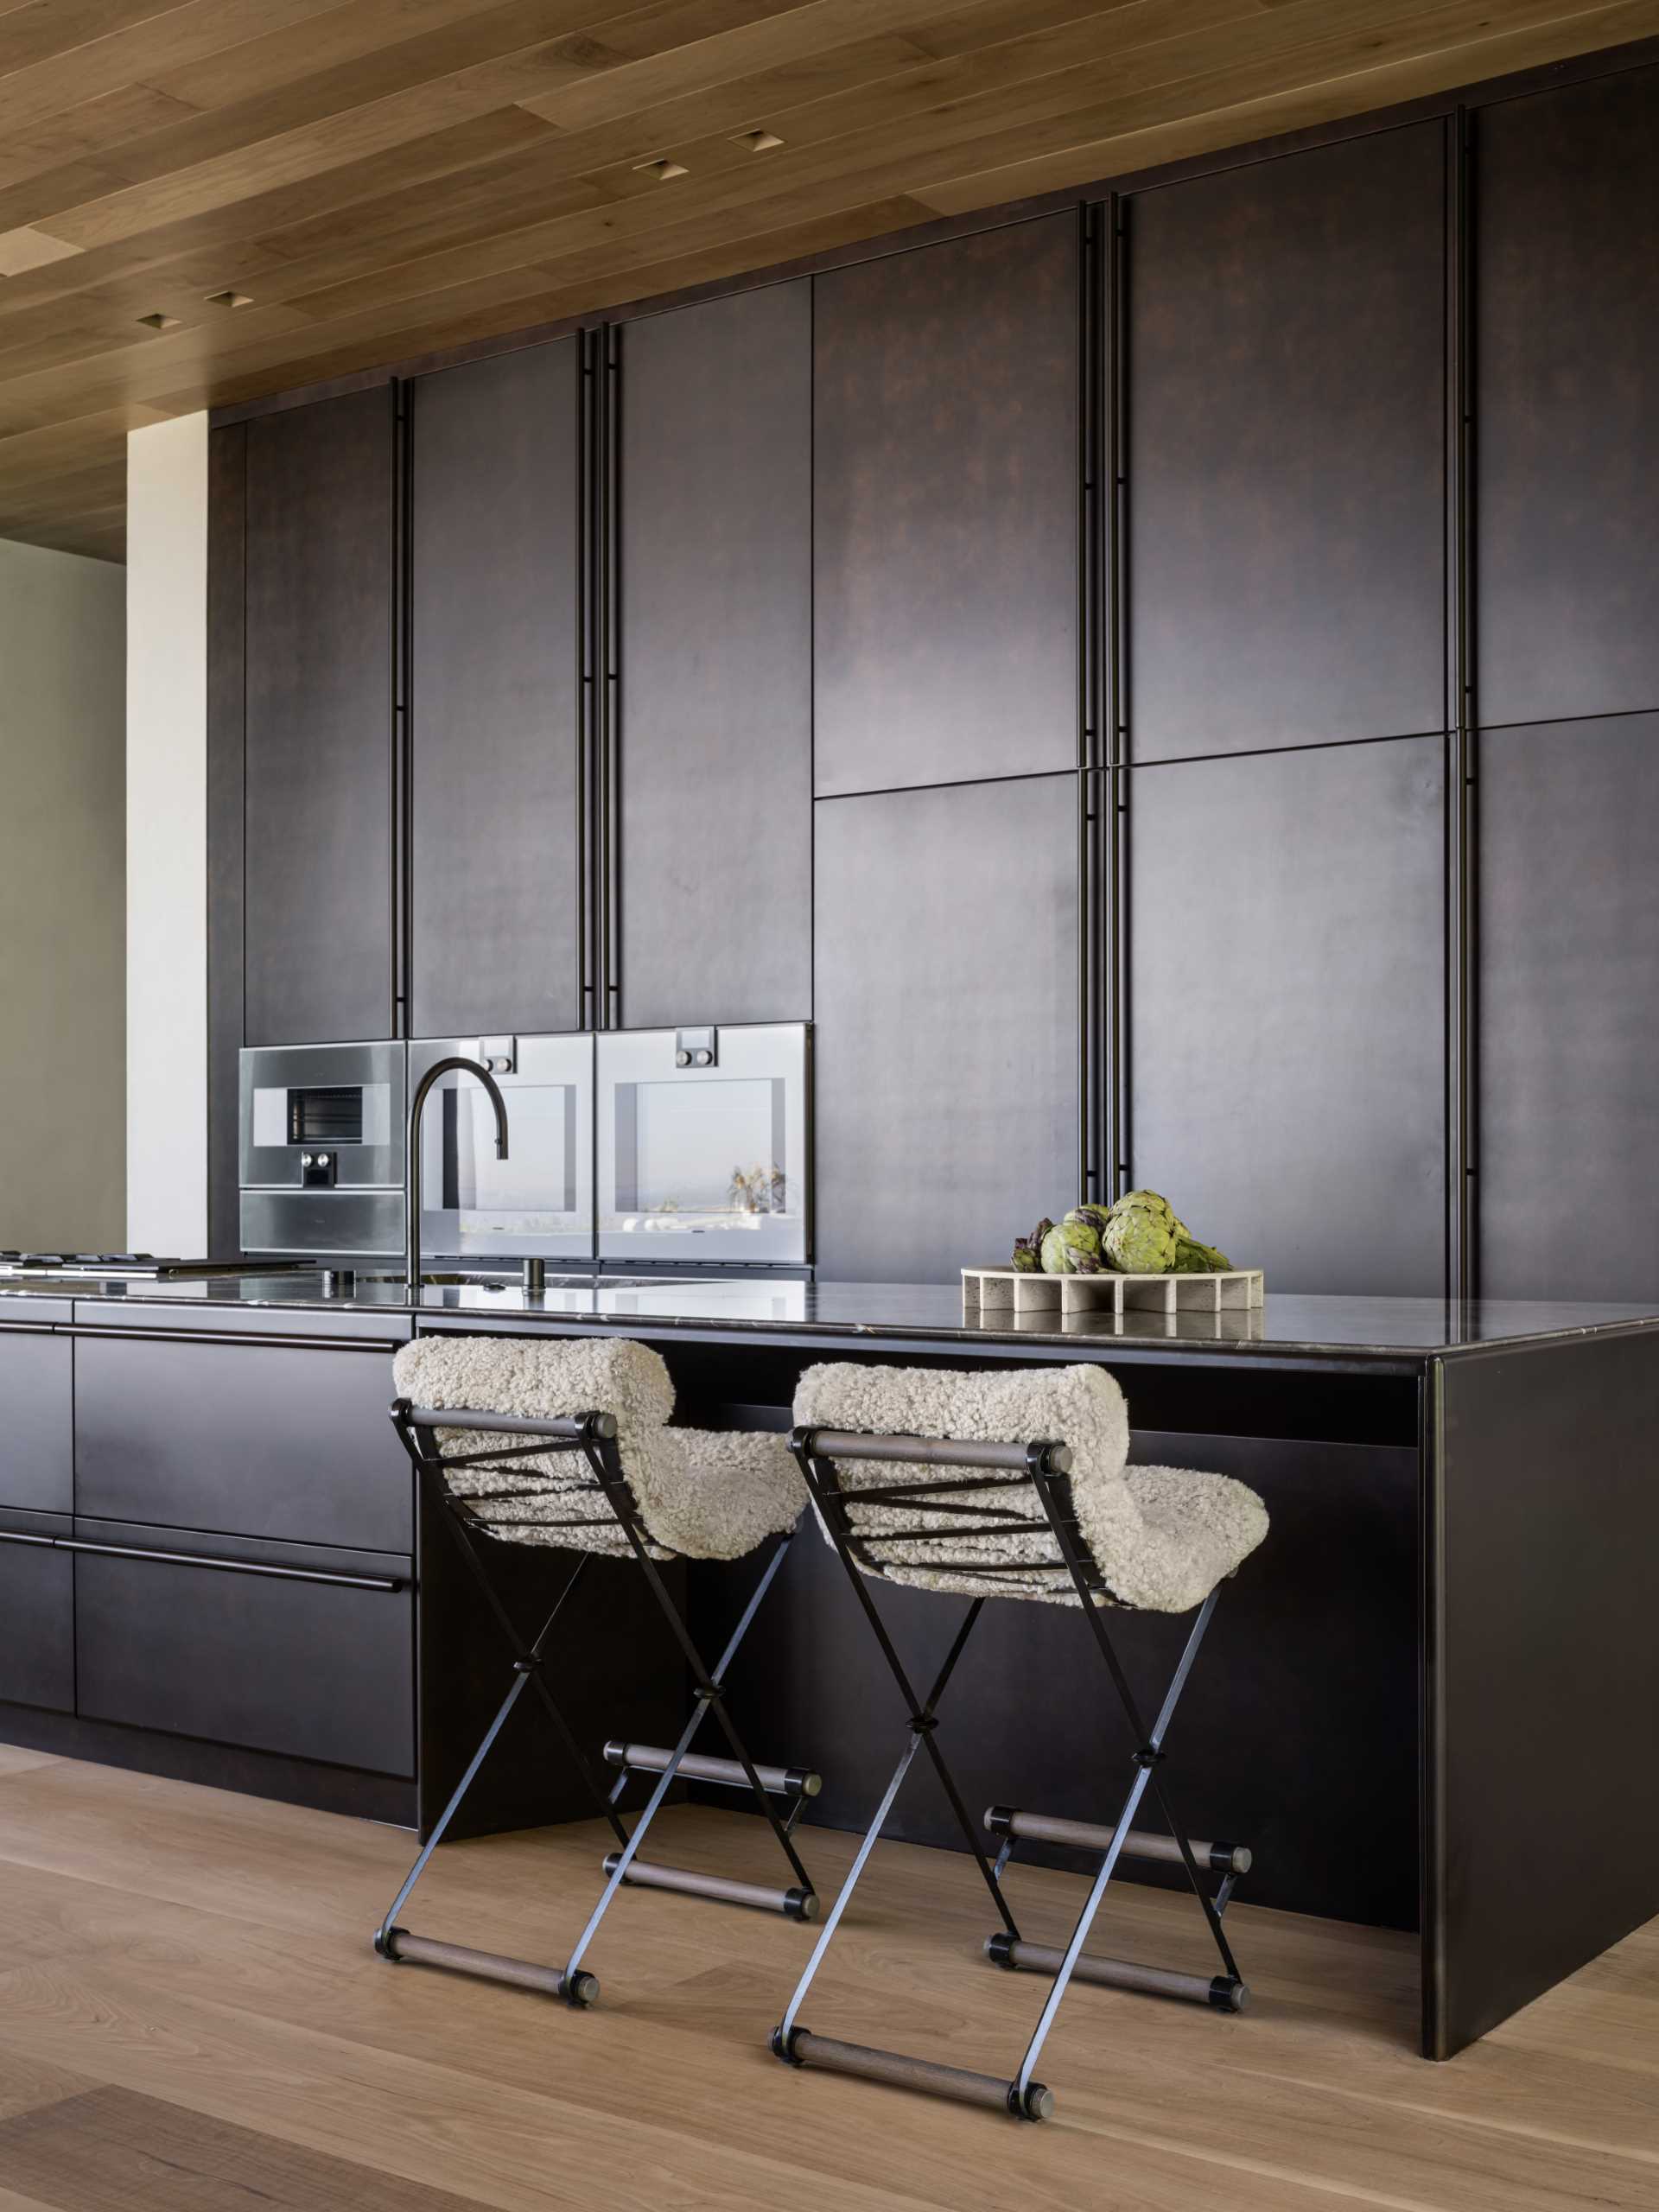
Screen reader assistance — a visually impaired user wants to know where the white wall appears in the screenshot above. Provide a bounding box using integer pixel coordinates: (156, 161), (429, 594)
(126, 413), (208, 1256)
(0, 537), (126, 1249)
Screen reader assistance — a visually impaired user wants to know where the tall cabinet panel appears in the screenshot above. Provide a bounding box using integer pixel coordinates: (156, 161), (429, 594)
(816, 775), (1078, 1283)
(1126, 124), (1446, 760)
(244, 387), (395, 1046)
(1479, 716), (1659, 1301)
(814, 214), (1079, 798)
(1475, 67), (1659, 727)
(617, 285), (811, 1028)
(410, 341), (582, 1039)
(1127, 738), (1446, 1295)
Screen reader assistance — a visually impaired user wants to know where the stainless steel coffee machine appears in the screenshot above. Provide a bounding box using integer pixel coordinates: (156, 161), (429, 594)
(238, 1041), (407, 1258)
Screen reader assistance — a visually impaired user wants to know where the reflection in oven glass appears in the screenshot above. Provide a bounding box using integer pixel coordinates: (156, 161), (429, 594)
(620, 1079), (790, 1218)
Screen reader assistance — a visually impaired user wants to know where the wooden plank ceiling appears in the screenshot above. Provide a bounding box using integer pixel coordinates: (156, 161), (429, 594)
(0, 0), (1653, 563)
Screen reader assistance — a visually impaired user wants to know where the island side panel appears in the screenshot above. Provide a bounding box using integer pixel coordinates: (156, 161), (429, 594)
(1427, 1329), (1659, 2056)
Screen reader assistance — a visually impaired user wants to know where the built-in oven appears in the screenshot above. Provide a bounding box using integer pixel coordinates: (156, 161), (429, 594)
(596, 1024), (809, 1268)
(410, 1032), (594, 1267)
(239, 1042), (406, 1256)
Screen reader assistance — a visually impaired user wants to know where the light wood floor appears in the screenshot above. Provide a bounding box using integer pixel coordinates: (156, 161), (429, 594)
(0, 1743), (1655, 2210)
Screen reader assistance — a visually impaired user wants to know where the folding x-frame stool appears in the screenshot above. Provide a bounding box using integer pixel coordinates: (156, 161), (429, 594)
(374, 1334), (821, 2006)
(772, 1359), (1268, 2123)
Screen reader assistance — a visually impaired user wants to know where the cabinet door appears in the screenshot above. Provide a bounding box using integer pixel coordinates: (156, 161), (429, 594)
(814, 215), (1079, 798)
(244, 386), (395, 1046)
(1475, 67), (1659, 727)
(0, 1325), (71, 1514)
(1127, 124), (1445, 760)
(74, 1335), (410, 1554)
(617, 285), (811, 1027)
(1127, 737), (1446, 1296)
(410, 342), (582, 1038)
(1479, 715), (1659, 1301)
(815, 775), (1079, 1282)
(0, 1515), (73, 1713)
(75, 1547), (413, 1774)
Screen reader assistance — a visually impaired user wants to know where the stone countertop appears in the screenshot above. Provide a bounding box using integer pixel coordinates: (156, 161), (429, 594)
(2, 1270), (1656, 1363)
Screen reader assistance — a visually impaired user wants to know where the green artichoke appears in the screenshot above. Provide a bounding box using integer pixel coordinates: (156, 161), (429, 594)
(1102, 1190), (1179, 1274)
(1065, 1204), (1113, 1238)
(1010, 1217), (1055, 1270)
(1040, 1218), (1104, 1274)
(1172, 1233), (1231, 1273)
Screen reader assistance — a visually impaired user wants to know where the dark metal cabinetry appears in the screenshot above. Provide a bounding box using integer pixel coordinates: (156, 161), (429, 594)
(813, 214), (1080, 798)
(1475, 67), (1659, 728)
(1126, 738), (1446, 1296)
(0, 1314), (71, 1514)
(73, 1313), (412, 1554)
(1124, 124), (1446, 760)
(0, 1510), (73, 1713)
(74, 1532), (413, 1776)
(616, 284), (812, 1027)
(410, 342), (583, 1038)
(814, 774), (1079, 1282)
(244, 387), (397, 1046)
(1478, 715), (1659, 1300)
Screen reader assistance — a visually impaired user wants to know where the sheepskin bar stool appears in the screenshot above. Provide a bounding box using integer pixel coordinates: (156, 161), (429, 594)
(373, 1333), (821, 2012)
(772, 1359), (1268, 2127)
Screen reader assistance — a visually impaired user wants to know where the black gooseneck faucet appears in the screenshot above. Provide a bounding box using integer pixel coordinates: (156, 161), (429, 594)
(405, 1057), (509, 1297)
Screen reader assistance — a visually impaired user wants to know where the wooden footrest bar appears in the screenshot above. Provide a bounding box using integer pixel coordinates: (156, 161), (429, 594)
(602, 1854), (818, 1920)
(776, 2028), (1052, 2120)
(986, 1933), (1248, 2011)
(986, 1804), (1252, 1876)
(604, 1740), (822, 1798)
(376, 1927), (598, 2005)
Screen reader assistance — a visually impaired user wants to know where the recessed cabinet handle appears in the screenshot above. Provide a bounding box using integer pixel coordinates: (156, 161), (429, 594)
(1, 1528), (403, 1591)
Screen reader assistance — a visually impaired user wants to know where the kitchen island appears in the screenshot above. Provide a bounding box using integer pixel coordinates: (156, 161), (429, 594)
(3, 1271), (1656, 2060)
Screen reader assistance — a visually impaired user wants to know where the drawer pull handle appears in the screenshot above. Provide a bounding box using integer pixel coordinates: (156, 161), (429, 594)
(0, 1529), (403, 1591)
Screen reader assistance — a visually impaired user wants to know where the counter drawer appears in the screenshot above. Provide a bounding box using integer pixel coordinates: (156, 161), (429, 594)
(0, 1326), (71, 1515)
(0, 1512), (73, 1713)
(73, 1541), (414, 1776)
(74, 1332), (411, 1553)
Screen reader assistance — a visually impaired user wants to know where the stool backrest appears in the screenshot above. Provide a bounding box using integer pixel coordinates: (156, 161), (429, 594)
(793, 1362), (1144, 1606)
(393, 1334), (674, 1558)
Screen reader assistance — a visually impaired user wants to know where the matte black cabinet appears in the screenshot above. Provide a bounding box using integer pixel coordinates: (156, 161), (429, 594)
(73, 1332), (411, 1555)
(244, 386), (396, 1046)
(0, 1318), (71, 1515)
(616, 285), (812, 1027)
(410, 341), (583, 1039)
(1126, 738), (1446, 1296)
(1476, 67), (1659, 728)
(0, 1513), (73, 1713)
(1479, 715), (1659, 1300)
(814, 775), (1079, 1282)
(74, 1541), (413, 1775)
(814, 214), (1080, 797)
(1125, 124), (1446, 760)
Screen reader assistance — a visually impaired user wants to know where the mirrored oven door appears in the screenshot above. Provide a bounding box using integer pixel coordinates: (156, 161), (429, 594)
(410, 1033), (594, 1265)
(597, 1024), (809, 1267)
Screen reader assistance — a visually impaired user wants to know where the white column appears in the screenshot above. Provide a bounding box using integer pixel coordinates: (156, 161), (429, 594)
(126, 412), (208, 1255)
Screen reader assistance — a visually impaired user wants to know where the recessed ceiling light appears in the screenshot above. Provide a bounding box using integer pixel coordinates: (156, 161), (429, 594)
(204, 289), (253, 308)
(136, 312), (181, 331)
(633, 156), (688, 181)
(734, 130), (784, 152)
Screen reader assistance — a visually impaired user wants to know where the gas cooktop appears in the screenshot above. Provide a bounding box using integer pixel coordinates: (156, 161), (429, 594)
(0, 1253), (312, 1280)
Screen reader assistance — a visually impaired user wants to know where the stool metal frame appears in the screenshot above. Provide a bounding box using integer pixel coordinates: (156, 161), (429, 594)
(772, 1424), (1250, 2123)
(375, 1399), (819, 2006)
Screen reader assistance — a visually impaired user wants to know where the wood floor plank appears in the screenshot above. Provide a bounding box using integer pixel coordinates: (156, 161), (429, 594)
(0, 2086), (499, 2212)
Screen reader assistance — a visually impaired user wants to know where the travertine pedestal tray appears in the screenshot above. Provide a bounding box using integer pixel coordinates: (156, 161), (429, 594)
(963, 1264), (1266, 1318)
